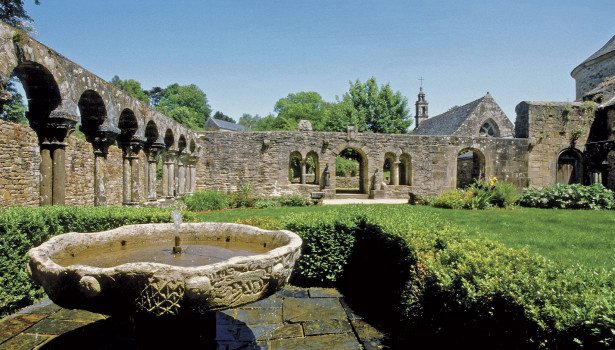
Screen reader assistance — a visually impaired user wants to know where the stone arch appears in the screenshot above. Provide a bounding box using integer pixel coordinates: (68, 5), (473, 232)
(164, 128), (174, 150)
(118, 109), (139, 144)
(189, 139), (196, 154)
(178, 134), (187, 153)
(556, 148), (583, 184)
(479, 118), (500, 137)
(457, 148), (485, 188)
(118, 109), (142, 205)
(383, 152), (397, 185)
(289, 151), (302, 183)
(144, 120), (164, 202)
(10, 62), (71, 205)
(306, 150), (319, 185)
(399, 153), (412, 186)
(335, 146), (368, 194)
(12, 61), (62, 120)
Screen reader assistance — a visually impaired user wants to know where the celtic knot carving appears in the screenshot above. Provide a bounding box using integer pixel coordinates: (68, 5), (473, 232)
(135, 272), (185, 316)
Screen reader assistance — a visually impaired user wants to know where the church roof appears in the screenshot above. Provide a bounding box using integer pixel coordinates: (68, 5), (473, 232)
(207, 118), (245, 131)
(572, 35), (615, 76)
(413, 94), (490, 136)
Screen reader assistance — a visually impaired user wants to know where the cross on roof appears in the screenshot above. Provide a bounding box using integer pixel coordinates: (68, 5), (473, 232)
(419, 76), (424, 87)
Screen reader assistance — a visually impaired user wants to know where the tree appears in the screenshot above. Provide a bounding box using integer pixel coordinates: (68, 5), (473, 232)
(343, 77), (412, 134)
(322, 98), (366, 132)
(238, 113), (262, 130)
(274, 91), (328, 131)
(110, 75), (149, 104)
(145, 86), (164, 107)
(0, 76), (27, 123)
(157, 83), (211, 129)
(212, 111), (235, 123)
(0, 0), (39, 27)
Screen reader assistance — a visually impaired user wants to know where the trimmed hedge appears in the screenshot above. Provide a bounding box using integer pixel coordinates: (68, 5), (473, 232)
(0, 206), (195, 317)
(280, 206), (615, 349)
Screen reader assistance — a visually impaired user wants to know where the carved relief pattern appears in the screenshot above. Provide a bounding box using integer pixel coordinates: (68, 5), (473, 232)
(136, 273), (185, 316)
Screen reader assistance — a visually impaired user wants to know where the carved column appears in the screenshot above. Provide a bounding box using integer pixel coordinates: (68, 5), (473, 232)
(164, 151), (177, 199)
(121, 141), (143, 206)
(187, 156), (197, 194)
(178, 155), (186, 196)
(84, 123), (120, 207)
(32, 115), (77, 206)
(122, 147), (131, 205)
(145, 139), (165, 202)
(300, 159), (307, 184)
(392, 161), (400, 185)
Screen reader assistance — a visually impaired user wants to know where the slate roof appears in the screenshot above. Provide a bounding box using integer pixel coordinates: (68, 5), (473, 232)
(579, 35), (615, 66)
(207, 118), (245, 131)
(572, 35), (615, 76)
(413, 95), (486, 136)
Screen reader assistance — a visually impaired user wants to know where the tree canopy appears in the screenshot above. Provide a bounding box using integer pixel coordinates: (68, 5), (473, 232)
(0, 76), (27, 123)
(343, 77), (412, 134)
(212, 111), (235, 123)
(110, 76), (149, 104)
(157, 83), (212, 129)
(274, 91), (328, 131)
(0, 0), (39, 27)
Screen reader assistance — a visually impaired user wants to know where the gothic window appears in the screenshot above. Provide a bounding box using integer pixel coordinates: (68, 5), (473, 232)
(479, 122), (498, 137)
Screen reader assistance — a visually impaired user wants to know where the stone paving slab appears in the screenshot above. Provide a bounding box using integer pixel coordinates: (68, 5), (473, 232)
(0, 286), (389, 349)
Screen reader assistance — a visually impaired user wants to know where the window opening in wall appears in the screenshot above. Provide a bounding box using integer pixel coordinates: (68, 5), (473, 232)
(457, 149), (485, 188)
(479, 121), (498, 137)
(335, 148), (366, 194)
(289, 153), (302, 183)
(399, 154), (412, 186)
(306, 152), (319, 185)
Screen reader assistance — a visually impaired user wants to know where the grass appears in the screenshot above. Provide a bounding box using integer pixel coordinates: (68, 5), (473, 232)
(194, 205), (615, 270)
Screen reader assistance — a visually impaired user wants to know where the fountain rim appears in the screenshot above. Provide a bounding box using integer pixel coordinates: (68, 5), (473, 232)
(28, 222), (302, 274)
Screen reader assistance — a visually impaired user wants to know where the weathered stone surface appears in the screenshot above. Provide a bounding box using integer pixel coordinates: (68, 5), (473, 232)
(0, 314), (48, 344)
(308, 287), (342, 298)
(27, 222), (302, 316)
(265, 333), (361, 350)
(303, 318), (352, 336)
(283, 298), (347, 323)
(0, 333), (51, 350)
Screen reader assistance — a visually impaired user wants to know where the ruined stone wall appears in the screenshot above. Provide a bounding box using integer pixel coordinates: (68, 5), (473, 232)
(0, 120), (148, 208)
(195, 130), (529, 198)
(515, 101), (595, 187)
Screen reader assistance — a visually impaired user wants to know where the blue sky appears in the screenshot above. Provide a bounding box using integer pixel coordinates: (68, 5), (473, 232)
(23, 0), (615, 124)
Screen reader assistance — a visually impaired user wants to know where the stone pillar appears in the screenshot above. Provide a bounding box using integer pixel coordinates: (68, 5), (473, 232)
(300, 160), (307, 185)
(164, 151), (177, 199)
(392, 161), (400, 186)
(130, 143), (142, 205)
(86, 127), (119, 207)
(40, 147), (53, 206)
(145, 141), (164, 202)
(188, 156), (197, 194)
(122, 148), (131, 205)
(178, 155), (186, 196)
(32, 115), (76, 206)
(162, 154), (169, 198)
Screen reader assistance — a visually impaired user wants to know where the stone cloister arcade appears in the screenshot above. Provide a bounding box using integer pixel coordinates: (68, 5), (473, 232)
(0, 22), (199, 207)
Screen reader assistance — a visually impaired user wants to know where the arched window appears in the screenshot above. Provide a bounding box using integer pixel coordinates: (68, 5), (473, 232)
(289, 152), (302, 183)
(479, 120), (499, 137)
(457, 148), (485, 188)
(306, 151), (319, 185)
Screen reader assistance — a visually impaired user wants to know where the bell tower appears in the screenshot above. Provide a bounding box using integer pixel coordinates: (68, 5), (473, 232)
(414, 83), (428, 130)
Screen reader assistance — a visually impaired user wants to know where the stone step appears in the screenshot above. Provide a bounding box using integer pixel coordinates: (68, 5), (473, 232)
(334, 193), (369, 199)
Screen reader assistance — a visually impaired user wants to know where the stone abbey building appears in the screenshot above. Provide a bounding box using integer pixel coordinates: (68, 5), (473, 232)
(0, 20), (614, 208)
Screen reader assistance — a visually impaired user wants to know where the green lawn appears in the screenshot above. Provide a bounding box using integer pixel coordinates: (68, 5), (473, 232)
(194, 205), (615, 270)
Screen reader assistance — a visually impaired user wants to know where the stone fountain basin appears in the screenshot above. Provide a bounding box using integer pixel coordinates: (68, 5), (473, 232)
(27, 222), (302, 316)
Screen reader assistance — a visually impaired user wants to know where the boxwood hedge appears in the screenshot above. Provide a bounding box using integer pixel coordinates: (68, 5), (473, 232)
(0, 206), (195, 317)
(281, 205), (615, 349)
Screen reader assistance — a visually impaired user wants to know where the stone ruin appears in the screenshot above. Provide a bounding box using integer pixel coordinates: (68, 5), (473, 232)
(0, 20), (614, 207)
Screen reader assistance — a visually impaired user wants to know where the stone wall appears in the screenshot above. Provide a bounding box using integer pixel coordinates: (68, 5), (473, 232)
(0, 120), (148, 208)
(195, 130), (530, 198)
(572, 52), (615, 100)
(515, 101), (596, 187)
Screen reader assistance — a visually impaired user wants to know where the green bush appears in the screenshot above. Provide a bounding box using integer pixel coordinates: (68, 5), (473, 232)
(519, 183), (615, 209)
(430, 178), (519, 209)
(430, 188), (469, 209)
(182, 190), (228, 211)
(0, 206), (194, 318)
(490, 181), (519, 208)
(278, 194), (313, 207)
(280, 206), (615, 348)
(254, 200), (278, 209)
(335, 155), (359, 177)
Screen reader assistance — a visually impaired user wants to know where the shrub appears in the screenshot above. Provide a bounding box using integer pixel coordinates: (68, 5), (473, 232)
(518, 183), (615, 209)
(278, 193), (313, 207)
(280, 206), (615, 348)
(181, 190), (228, 211)
(430, 189), (468, 209)
(254, 200), (278, 209)
(0, 206), (194, 318)
(430, 177), (519, 209)
(490, 181), (519, 208)
(335, 155), (359, 177)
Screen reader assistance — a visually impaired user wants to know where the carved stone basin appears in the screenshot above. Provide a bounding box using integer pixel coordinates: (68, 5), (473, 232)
(27, 222), (302, 316)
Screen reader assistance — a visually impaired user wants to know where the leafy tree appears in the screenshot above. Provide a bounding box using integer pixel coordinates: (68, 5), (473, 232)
(238, 113), (262, 130)
(212, 111), (235, 123)
(0, 75), (27, 123)
(343, 77), (412, 134)
(145, 86), (164, 107)
(252, 113), (278, 131)
(274, 91), (328, 131)
(167, 106), (201, 130)
(322, 98), (367, 132)
(0, 0), (39, 27)
(110, 75), (149, 104)
(158, 83), (212, 129)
